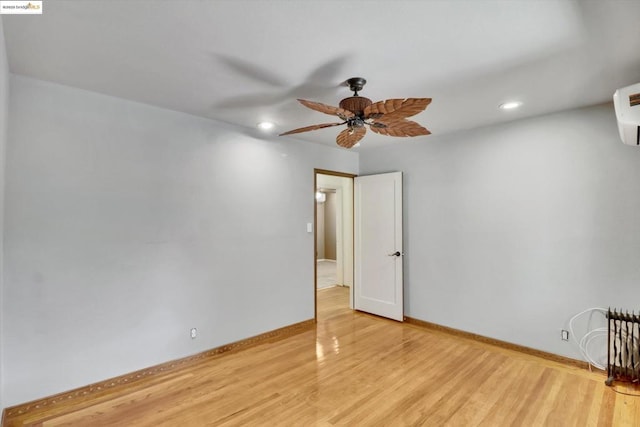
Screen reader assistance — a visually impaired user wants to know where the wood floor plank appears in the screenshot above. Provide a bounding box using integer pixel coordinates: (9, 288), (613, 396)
(4, 286), (640, 426)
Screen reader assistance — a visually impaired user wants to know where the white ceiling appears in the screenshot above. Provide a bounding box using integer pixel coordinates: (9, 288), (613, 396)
(3, 0), (640, 150)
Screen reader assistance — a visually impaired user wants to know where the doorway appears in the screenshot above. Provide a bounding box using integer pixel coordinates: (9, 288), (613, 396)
(314, 169), (356, 320)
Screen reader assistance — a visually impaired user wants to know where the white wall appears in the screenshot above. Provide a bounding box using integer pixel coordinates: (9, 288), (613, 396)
(0, 17), (9, 412)
(2, 75), (358, 406)
(360, 103), (640, 360)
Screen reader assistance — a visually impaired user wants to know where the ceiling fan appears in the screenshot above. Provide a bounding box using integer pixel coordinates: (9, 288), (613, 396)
(279, 77), (432, 148)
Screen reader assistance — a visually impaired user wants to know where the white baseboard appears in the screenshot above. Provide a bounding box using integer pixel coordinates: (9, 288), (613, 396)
(317, 259), (336, 263)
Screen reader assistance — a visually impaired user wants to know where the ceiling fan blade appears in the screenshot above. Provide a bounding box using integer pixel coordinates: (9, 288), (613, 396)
(298, 99), (355, 120)
(369, 119), (431, 137)
(364, 98), (432, 121)
(279, 122), (345, 136)
(306, 55), (349, 86)
(212, 53), (287, 87)
(336, 127), (366, 148)
(214, 92), (286, 109)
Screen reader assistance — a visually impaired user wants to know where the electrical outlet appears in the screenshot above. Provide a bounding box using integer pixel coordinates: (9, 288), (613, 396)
(561, 329), (569, 341)
(190, 328), (197, 339)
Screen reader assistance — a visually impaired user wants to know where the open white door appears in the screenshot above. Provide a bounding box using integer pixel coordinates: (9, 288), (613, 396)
(354, 172), (403, 321)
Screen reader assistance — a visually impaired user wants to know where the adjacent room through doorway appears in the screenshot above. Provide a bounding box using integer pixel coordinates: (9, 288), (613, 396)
(315, 170), (355, 318)
(316, 188), (337, 289)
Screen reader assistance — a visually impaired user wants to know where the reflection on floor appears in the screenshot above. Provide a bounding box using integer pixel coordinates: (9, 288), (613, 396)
(317, 260), (337, 289)
(317, 285), (349, 320)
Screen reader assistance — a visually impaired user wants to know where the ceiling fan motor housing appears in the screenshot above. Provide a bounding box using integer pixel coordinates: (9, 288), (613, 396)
(339, 96), (372, 118)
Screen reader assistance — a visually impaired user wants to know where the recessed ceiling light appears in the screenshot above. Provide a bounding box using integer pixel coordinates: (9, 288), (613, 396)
(499, 101), (522, 110)
(257, 121), (275, 130)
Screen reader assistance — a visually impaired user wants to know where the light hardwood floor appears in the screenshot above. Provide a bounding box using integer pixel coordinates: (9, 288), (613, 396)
(4, 286), (640, 426)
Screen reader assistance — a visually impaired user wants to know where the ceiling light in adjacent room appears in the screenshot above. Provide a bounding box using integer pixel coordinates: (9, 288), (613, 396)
(499, 101), (522, 110)
(315, 191), (326, 203)
(257, 121), (275, 130)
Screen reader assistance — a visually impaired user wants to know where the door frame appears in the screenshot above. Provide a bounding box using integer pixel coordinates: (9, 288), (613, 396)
(314, 168), (357, 321)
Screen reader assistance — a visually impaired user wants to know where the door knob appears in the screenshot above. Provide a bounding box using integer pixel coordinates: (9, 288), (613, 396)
(388, 251), (402, 257)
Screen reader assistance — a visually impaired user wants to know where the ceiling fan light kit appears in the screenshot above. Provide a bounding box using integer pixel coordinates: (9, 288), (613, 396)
(280, 77), (432, 148)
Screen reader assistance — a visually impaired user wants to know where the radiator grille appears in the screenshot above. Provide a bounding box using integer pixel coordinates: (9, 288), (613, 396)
(606, 309), (640, 386)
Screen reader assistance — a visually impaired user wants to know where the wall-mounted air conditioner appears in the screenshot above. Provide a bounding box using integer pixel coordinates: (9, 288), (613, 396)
(613, 83), (640, 146)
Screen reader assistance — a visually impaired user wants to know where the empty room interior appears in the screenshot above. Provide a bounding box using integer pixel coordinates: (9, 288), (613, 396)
(1, 1), (640, 425)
